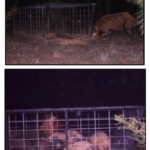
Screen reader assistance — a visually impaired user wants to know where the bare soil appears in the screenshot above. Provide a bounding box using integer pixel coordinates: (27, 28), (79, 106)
(6, 31), (144, 65)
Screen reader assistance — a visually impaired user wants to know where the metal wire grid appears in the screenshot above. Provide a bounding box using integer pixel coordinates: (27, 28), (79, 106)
(13, 4), (96, 37)
(13, 5), (46, 36)
(5, 106), (145, 150)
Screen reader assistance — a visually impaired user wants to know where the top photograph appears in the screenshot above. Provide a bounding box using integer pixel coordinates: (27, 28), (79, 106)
(6, 0), (144, 65)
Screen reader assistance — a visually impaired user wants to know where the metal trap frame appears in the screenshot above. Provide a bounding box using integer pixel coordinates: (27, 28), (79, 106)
(13, 3), (96, 38)
(5, 106), (145, 150)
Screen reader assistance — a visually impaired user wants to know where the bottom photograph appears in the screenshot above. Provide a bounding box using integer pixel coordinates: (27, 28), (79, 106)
(5, 69), (146, 150)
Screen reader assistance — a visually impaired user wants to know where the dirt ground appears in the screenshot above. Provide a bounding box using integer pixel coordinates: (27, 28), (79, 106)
(6, 31), (144, 65)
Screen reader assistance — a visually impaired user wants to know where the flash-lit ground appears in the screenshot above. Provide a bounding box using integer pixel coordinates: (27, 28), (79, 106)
(6, 30), (144, 64)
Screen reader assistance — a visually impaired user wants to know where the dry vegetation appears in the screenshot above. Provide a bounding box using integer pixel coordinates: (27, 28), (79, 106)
(6, 30), (144, 64)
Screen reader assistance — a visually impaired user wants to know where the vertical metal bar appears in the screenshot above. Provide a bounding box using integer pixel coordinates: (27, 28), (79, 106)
(56, 9), (57, 32)
(6, 113), (9, 150)
(65, 110), (68, 150)
(94, 110), (96, 148)
(36, 8), (37, 34)
(51, 9), (53, 32)
(79, 7), (81, 34)
(70, 8), (71, 34)
(80, 117), (82, 140)
(63, 8), (65, 33)
(88, 5), (90, 35)
(88, 113), (89, 136)
(23, 8), (25, 33)
(50, 7), (52, 33)
(34, 8), (35, 34)
(87, 5), (89, 34)
(25, 115), (27, 138)
(123, 109), (125, 150)
(26, 7), (28, 33)
(84, 6), (85, 34)
(20, 8), (22, 33)
(49, 6), (51, 32)
(15, 115), (17, 137)
(25, 8), (26, 34)
(29, 6), (32, 35)
(48, 6), (50, 32)
(72, 8), (74, 35)
(59, 8), (61, 33)
(44, 4), (49, 39)
(68, 8), (70, 34)
(53, 9), (54, 32)
(41, 6), (43, 35)
(39, 7), (40, 34)
(51, 112), (54, 150)
(56, 114), (58, 132)
(43, 6), (45, 35)
(65, 8), (67, 33)
(21, 8), (23, 34)
(77, 116), (79, 133)
(27, 7), (28, 34)
(22, 113), (25, 150)
(108, 110), (111, 150)
(75, 7), (77, 34)
(36, 112), (39, 150)
(8, 114), (11, 149)
(19, 9), (21, 33)
(98, 112), (100, 130)
(28, 7), (30, 34)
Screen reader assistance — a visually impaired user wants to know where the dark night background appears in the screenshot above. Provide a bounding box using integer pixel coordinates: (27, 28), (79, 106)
(6, 0), (139, 16)
(6, 0), (140, 35)
(5, 69), (145, 110)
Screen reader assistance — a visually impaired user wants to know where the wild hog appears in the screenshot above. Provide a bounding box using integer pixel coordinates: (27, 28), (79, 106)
(48, 130), (85, 150)
(39, 114), (65, 137)
(88, 131), (110, 150)
(10, 136), (35, 150)
(34, 140), (52, 150)
(92, 12), (137, 42)
(63, 141), (94, 150)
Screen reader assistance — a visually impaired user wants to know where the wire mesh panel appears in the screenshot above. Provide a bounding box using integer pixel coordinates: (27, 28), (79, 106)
(13, 3), (96, 37)
(13, 5), (46, 36)
(5, 106), (145, 150)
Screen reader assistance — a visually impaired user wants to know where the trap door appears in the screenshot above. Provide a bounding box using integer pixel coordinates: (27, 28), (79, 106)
(48, 3), (96, 36)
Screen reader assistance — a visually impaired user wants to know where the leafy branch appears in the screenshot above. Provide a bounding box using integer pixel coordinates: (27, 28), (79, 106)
(125, 0), (144, 35)
(114, 115), (145, 148)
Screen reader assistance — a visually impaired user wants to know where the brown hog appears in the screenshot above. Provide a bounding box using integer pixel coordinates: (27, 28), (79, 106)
(88, 131), (110, 150)
(92, 12), (137, 42)
(63, 141), (94, 150)
(39, 114), (65, 137)
(34, 140), (52, 150)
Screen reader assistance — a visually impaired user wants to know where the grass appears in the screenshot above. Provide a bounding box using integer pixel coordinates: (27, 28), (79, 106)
(6, 31), (144, 64)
